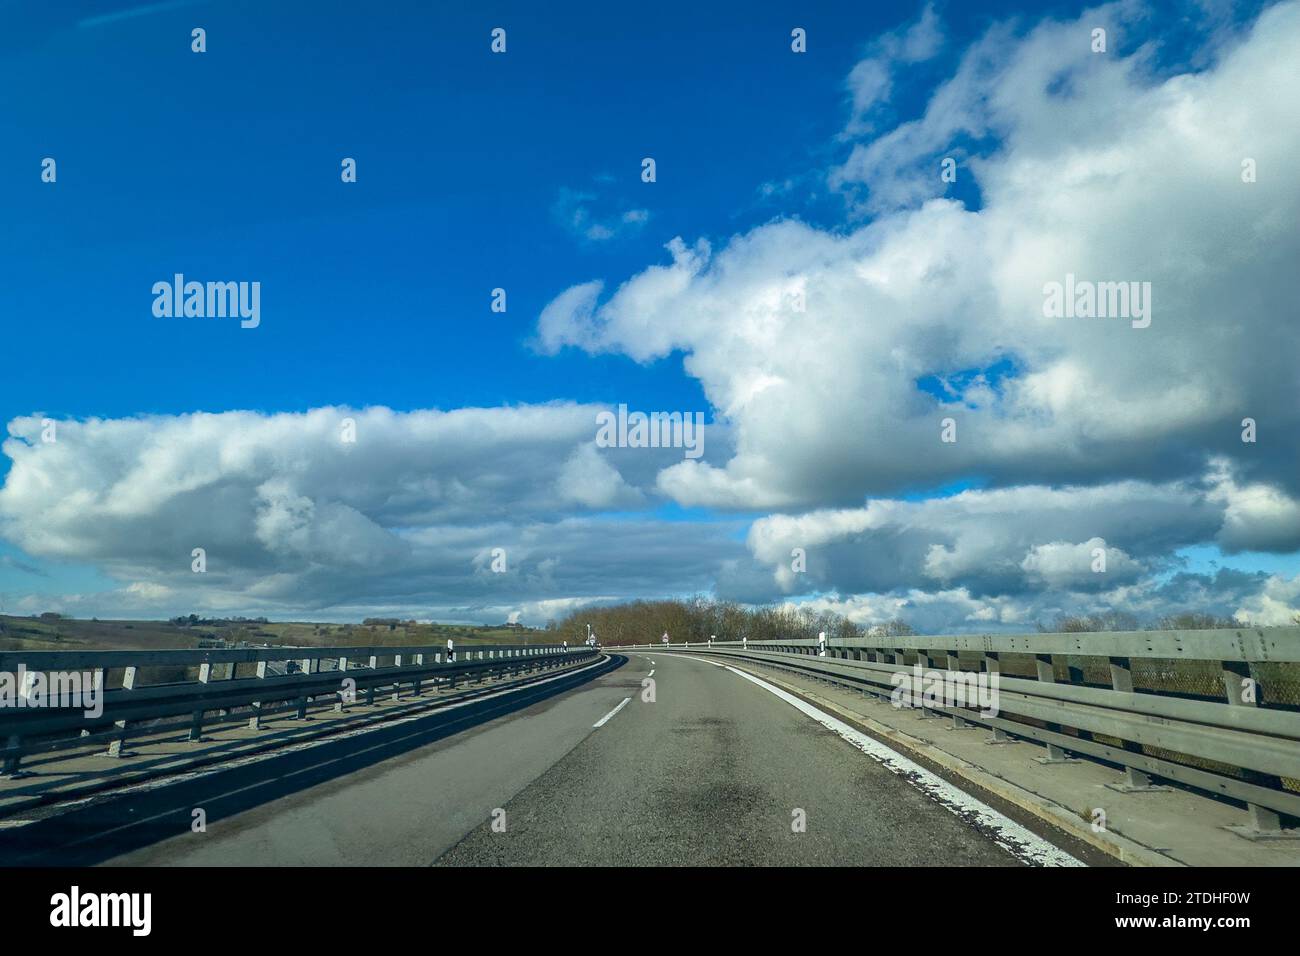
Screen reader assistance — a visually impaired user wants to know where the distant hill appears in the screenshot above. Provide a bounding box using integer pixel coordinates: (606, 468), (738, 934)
(0, 614), (551, 653)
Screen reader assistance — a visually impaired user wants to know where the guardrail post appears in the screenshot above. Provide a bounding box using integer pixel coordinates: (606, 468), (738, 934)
(982, 652), (1013, 744)
(81, 668), (104, 737)
(294, 656), (315, 718)
(218, 659), (238, 717)
(1102, 656), (1165, 791)
(334, 656), (350, 711)
(915, 650), (941, 719)
(367, 656), (378, 705)
(248, 661), (269, 729)
(107, 665), (137, 756)
(412, 653), (424, 696)
(946, 650), (974, 729)
(391, 654), (403, 701)
(1220, 660), (1291, 838)
(858, 647), (882, 701)
(189, 662), (212, 741)
(1033, 655), (1078, 764)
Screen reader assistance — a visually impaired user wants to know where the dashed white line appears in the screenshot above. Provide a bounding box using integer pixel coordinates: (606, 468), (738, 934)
(593, 697), (632, 728)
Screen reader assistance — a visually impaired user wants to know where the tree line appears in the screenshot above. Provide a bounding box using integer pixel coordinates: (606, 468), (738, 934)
(553, 599), (1274, 645)
(552, 597), (914, 646)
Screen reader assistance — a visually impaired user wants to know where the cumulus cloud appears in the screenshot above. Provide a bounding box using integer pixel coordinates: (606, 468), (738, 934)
(538, 2), (1300, 515)
(740, 479), (1219, 597)
(1233, 572), (1300, 625)
(555, 443), (643, 509)
(1207, 458), (1300, 553)
(5, 2), (1299, 634)
(527, 1), (1300, 630)
(1019, 537), (1142, 589)
(0, 407), (745, 622)
(782, 588), (1032, 635)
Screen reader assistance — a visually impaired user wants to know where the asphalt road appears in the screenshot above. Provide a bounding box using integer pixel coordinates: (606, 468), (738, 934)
(436, 653), (1025, 866)
(2, 652), (1076, 865)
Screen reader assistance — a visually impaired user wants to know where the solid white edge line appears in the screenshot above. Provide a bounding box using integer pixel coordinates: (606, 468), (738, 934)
(593, 696), (632, 728)
(670, 653), (1084, 868)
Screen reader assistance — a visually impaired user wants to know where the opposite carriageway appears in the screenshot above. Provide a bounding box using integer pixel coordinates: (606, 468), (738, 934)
(0, 642), (596, 778)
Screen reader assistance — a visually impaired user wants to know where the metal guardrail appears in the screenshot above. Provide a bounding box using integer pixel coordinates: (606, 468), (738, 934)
(0, 642), (593, 775)
(616, 628), (1300, 838)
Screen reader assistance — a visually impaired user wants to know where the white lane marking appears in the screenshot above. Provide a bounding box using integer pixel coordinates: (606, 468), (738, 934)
(668, 654), (1083, 868)
(593, 697), (632, 728)
(647, 669), (655, 677)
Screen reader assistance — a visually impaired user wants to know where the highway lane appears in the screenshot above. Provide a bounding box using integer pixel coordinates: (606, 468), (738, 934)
(437, 653), (1042, 866)
(98, 656), (639, 866)
(2, 651), (1083, 865)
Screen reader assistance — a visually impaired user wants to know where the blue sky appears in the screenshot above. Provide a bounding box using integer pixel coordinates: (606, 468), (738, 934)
(2, 0), (1298, 630)
(3, 0), (899, 418)
(0, 0), (1112, 420)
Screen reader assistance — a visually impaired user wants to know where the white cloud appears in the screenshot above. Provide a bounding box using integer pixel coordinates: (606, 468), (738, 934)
(845, 3), (946, 133)
(552, 186), (650, 244)
(1233, 573), (1300, 625)
(1207, 458), (1300, 553)
(7, 2), (1299, 636)
(555, 443), (642, 509)
(0, 406), (745, 622)
(538, 2), (1300, 517)
(743, 478), (1222, 597)
(1019, 537), (1142, 589)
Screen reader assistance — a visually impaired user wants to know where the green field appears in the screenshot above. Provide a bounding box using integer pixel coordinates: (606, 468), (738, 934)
(0, 614), (555, 654)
